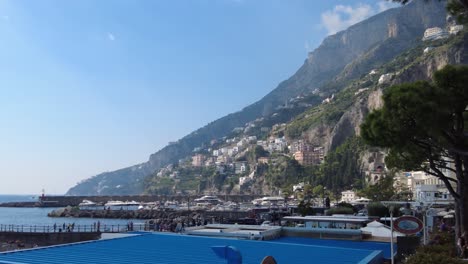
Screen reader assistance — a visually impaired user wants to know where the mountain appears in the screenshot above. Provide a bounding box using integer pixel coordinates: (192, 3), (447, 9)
(66, 0), (449, 196)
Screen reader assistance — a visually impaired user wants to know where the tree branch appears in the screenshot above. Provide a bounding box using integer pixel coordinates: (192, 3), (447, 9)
(424, 169), (458, 184)
(427, 160), (460, 200)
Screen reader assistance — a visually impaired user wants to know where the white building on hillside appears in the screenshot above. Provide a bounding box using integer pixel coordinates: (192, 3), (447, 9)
(400, 169), (455, 204)
(449, 24), (464, 35)
(293, 183), (304, 192)
(340, 190), (357, 203)
(414, 184), (453, 203)
(422, 27), (449, 41)
(423, 47), (434, 53)
(378, 73), (394, 84)
(239, 171), (255, 186)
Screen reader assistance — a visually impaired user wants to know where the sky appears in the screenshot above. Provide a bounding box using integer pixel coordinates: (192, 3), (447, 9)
(0, 0), (398, 195)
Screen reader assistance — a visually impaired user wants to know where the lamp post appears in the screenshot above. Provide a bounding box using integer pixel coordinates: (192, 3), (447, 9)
(389, 205), (395, 264)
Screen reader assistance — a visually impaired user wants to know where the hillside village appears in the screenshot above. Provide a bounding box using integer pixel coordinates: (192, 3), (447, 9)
(145, 21), (464, 206)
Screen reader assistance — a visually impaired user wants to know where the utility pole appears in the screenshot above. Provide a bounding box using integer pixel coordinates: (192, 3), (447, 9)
(390, 205), (394, 264)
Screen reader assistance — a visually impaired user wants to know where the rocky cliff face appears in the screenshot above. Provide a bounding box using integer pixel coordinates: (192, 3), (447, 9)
(329, 97), (369, 151)
(319, 30), (468, 166)
(66, 0), (450, 195)
(394, 33), (468, 84)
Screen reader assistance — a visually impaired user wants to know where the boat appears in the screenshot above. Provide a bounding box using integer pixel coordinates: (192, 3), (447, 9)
(104, 200), (140, 210)
(252, 196), (285, 206)
(140, 202), (159, 210)
(163, 200), (179, 209)
(78, 199), (100, 210)
(193, 195), (223, 205)
(350, 198), (371, 205)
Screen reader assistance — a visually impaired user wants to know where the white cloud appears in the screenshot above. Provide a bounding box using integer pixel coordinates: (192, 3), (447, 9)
(320, 2), (398, 36)
(107, 32), (115, 41)
(321, 4), (374, 35)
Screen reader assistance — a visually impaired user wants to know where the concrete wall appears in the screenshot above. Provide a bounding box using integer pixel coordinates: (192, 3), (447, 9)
(0, 232), (101, 247)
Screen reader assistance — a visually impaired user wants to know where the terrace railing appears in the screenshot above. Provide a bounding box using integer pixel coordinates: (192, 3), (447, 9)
(0, 223), (147, 233)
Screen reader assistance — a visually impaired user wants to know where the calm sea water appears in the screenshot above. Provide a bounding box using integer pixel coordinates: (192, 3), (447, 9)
(0, 195), (143, 227)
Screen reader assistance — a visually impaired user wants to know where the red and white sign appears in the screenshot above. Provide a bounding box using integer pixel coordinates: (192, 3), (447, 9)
(393, 216), (423, 235)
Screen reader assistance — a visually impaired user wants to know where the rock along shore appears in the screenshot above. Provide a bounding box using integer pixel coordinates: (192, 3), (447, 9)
(48, 207), (252, 222)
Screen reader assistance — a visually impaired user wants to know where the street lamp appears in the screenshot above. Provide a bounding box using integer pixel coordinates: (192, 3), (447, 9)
(381, 202), (395, 264)
(389, 205), (395, 264)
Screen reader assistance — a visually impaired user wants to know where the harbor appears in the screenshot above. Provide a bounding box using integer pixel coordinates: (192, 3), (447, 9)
(0, 194), (453, 263)
(0, 195), (265, 208)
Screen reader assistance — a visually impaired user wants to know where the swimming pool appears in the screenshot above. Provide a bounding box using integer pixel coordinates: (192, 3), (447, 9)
(0, 233), (384, 264)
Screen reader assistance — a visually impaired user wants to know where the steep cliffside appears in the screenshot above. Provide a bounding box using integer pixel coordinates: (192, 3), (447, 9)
(394, 32), (468, 84)
(66, 0), (449, 195)
(312, 29), (468, 166)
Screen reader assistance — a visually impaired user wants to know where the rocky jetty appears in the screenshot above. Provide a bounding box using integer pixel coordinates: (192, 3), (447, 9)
(47, 207), (251, 222)
(0, 202), (38, 207)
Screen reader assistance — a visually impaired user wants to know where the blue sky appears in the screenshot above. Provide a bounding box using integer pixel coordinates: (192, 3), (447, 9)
(0, 0), (398, 194)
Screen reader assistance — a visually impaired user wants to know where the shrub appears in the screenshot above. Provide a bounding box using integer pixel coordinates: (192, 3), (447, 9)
(367, 202), (388, 217)
(325, 207), (354, 216)
(404, 231), (462, 264)
(367, 202), (401, 217)
(404, 251), (464, 264)
(336, 202), (358, 213)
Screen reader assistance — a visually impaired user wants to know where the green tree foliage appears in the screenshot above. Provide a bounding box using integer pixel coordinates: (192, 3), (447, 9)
(447, 0), (468, 24)
(144, 165), (219, 195)
(246, 145), (269, 164)
(144, 177), (175, 195)
(298, 200), (316, 216)
(404, 231), (463, 264)
(357, 176), (396, 202)
(360, 65), (468, 238)
(285, 89), (356, 139)
(320, 137), (365, 192)
(281, 186), (293, 199)
(367, 202), (400, 217)
(262, 155), (305, 191)
(312, 185), (325, 197)
(335, 202), (358, 214)
(325, 207), (354, 216)
(283, 137), (366, 196)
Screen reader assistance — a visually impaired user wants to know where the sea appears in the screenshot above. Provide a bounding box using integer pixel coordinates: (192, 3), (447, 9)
(0, 195), (143, 227)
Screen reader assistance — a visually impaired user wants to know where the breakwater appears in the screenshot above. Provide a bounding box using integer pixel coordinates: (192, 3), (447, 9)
(48, 208), (252, 222)
(0, 195), (265, 207)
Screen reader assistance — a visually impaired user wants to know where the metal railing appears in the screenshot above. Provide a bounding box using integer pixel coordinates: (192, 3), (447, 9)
(0, 223), (147, 233)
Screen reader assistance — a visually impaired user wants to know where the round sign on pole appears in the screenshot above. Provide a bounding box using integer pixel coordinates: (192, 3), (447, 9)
(393, 216), (424, 235)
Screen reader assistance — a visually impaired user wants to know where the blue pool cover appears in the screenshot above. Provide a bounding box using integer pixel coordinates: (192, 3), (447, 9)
(0, 233), (384, 264)
(274, 237), (393, 259)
